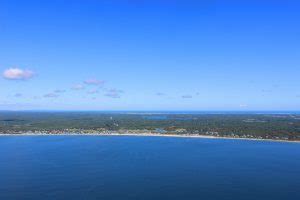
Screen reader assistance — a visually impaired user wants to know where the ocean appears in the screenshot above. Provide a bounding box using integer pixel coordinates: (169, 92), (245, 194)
(0, 135), (299, 200)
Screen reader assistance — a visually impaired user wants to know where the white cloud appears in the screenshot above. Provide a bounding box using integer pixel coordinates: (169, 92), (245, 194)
(104, 88), (124, 98)
(107, 88), (123, 93)
(182, 95), (193, 98)
(156, 92), (165, 96)
(72, 84), (85, 90)
(105, 92), (121, 98)
(44, 93), (59, 98)
(87, 89), (99, 94)
(262, 89), (272, 93)
(84, 79), (105, 85)
(14, 93), (23, 97)
(54, 89), (66, 93)
(239, 104), (248, 108)
(3, 68), (35, 80)
(33, 96), (41, 99)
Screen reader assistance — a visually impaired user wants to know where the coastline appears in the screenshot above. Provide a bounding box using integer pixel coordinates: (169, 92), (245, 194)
(0, 133), (299, 143)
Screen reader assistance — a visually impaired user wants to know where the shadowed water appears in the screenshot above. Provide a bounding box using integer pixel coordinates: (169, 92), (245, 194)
(0, 136), (299, 200)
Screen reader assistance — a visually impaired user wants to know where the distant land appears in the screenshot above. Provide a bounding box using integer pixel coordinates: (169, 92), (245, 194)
(1, 111), (300, 141)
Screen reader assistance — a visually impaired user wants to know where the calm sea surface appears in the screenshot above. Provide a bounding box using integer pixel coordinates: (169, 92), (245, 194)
(0, 136), (299, 200)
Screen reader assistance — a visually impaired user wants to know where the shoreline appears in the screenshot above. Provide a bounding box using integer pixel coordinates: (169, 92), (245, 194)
(0, 133), (299, 143)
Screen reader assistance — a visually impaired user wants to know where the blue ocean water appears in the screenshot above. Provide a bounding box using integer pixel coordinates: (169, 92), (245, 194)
(0, 136), (299, 200)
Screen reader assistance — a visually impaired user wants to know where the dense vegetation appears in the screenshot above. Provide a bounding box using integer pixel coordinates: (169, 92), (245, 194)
(1, 111), (300, 140)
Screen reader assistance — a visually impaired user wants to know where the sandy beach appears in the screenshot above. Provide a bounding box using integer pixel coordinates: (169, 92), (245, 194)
(1, 133), (299, 143)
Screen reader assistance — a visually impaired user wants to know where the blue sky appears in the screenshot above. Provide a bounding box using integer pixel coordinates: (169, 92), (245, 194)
(0, 0), (300, 111)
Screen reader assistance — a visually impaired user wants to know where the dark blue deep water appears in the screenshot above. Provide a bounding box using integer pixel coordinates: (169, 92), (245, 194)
(0, 136), (300, 200)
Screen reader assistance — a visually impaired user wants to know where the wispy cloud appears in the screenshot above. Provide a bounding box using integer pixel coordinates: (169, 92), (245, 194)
(107, 88), (123, 93)
(182, 95), (193, 98)
(33, 96), (41, 99)
(105, 88), (124, 98)
(44, 93), (59, 98)
(54, 89), (66, 93)
(87, 89), (99, 94)
(105, 93), (121, 98)
(239, 104), (248, 108)
(84, 79), (105, 86)
(3, 68), (35, 80)
(72, 84), (85, 90)
(14, 93), (23, 97)
(262, 89), (272, 93)
(156, 92), (166, 96)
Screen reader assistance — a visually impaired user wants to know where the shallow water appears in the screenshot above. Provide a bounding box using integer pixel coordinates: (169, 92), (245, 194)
(0, 136), (299, 200)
